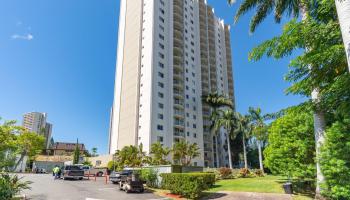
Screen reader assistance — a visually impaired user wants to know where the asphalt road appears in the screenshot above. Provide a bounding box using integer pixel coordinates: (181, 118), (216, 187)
(20, 174), (164, 200)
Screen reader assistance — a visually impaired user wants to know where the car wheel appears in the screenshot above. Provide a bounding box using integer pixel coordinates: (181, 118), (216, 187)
(79, 177), (83, 180)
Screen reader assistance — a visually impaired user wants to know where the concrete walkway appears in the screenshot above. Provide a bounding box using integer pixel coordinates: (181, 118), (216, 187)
(202, 191), (292, 200)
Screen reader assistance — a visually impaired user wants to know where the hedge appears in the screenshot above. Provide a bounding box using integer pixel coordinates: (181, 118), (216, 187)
(160, 173), (215, 199)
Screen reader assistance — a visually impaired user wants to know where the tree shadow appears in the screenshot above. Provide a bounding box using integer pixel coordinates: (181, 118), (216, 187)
(200, 192), (228, 200)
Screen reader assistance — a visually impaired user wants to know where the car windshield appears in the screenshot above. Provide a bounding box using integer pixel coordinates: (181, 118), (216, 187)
(65, 165), (81, 170)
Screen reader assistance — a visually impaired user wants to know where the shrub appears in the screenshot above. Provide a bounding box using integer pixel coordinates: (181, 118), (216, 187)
(238, 168), (251, 178)
(160, 173), (215, 199)
(0, 173), (31, 200)
(218, 167), (232, 179)
(253, 169), (265, 177)
(141, 168), (159, 188)
(320, 120), (350, 199)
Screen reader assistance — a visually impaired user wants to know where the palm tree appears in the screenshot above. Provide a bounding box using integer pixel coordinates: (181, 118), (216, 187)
(186, 143), (200, 166)
(230, 0), (326, 196)
(234, 113), (252, 169)
(202, 92), (233, 167)
(213, 109), (238, 169)
(150, 142), (171, 165)
(248, 107), (267, 173)
(335, 0), (350, 70)
(172, 140), (200, 166)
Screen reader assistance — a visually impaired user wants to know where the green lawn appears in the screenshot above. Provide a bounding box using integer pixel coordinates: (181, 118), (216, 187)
(208, 175), (314, 200)
(209, 175), (285, 193)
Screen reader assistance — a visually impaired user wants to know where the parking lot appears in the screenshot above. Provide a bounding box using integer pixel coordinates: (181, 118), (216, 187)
(20, 174), (164, 200)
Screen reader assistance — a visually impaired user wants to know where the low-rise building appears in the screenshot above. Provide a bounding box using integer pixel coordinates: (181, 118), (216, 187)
(51, 142), (86, 156)
(87, 155), (113, 168)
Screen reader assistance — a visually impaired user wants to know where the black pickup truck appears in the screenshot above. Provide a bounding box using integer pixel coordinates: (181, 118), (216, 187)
(62, 165), (84, 180)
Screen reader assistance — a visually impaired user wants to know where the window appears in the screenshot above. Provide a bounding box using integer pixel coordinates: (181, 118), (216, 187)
(159, 62), (164, 68)
(194, 133), (197, 138)
(159, 43), (165, 49)
(159, 52), (165, 59)
(158, 103), (164, 108)
(157, 125), (163, 130)
(193, 124), (197, 129)
(158, 92), (164, 98)
(159, 8), (165, 14)
(158, 82), (164, 88)
(159, 34), (164, 40)
(158, 114), (164, 119)
(157, 136), (164, 142)
(158, 72), (164, 78)
(159, 16), (165, 23)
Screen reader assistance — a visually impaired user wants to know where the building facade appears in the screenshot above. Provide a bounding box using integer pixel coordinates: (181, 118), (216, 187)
(22, 112), (53, 149)
(51, 142), (86, 156)
(109, 0), (235, 167)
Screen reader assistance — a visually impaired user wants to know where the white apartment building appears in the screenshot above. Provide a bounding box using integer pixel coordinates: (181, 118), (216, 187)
(22, 112), (52, 149)
(109, 0), (235, 168)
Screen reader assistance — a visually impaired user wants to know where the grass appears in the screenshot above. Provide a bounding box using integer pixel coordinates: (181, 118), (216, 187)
(208, 175), (314, 200)
(209, 175), (285, 193)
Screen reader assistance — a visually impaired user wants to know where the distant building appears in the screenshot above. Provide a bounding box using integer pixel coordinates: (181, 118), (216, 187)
(51, 142), (86, 156)
(22, 112), (53, 149)
(87, 154), (113, 168)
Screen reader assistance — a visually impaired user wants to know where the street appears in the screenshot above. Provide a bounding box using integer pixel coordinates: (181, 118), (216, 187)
(20, 174), (164, 200)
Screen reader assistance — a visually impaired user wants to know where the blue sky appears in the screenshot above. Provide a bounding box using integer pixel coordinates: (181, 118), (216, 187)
(0, 0), (304, 154)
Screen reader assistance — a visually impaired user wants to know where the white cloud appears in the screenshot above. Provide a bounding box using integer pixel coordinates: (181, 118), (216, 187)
(11, 34), (34, 41)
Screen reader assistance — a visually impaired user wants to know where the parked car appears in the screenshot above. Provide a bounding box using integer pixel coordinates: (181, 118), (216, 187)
(118, 173), (144, 193)
(81, 166), (107, 177)
(109, 170), (133, 184)
(62, 165), (84, 180)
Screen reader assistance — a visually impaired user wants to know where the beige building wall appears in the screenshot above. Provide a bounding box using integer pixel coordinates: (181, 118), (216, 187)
(111, 0), (143, 152)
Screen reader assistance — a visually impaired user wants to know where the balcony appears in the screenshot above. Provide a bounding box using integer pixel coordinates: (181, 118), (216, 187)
(173, 71), (184, 81)
(173, 79), (184, 87)
(174, 29), (183, 39)
(174, 119), (185, 128)
(174, 89), (184, 98)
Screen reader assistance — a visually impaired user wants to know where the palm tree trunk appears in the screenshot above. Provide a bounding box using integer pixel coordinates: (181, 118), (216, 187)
(226, 133), (233, 169)
(312, 90), (326, 199)
(215, 136), (220, 167)
(300, 5), (326, 198)
(335, 0), (350, 70)
(242, 134), (248, 169)
(13, 151), (26, 172)
(257, 140), (264, 173)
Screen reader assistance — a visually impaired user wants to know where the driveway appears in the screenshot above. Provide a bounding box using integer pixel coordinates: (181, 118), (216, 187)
(20, 174), (164, 200)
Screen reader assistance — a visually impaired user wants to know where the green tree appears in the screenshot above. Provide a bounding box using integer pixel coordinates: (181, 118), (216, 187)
(213, 109), (237, 169)
(264, 108), (316, 179)
(73, 139), (80, 164)
(231, 0), (343, 196)
(149, 142), (171, 165)
(14, 131), (45, 170)
(172, 140), (200, 166)
(320, 118), (350, 199)
(0, 120), (19, 170)
(233, 113), (252, 169)
(114, 144), (147, 168)
(249, 107), (268, 173)
(91, 147), (98, 157)
(82, 159), (92, 167)
(202, 92), (233, 167)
